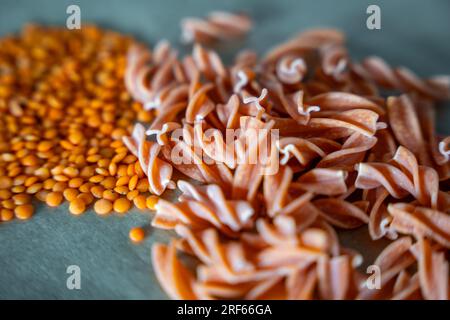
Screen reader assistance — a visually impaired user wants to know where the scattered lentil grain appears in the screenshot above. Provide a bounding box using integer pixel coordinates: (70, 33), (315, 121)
(129, 227), (145, 243)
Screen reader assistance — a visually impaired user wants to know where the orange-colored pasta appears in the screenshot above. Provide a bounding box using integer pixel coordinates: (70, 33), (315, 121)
(123, 23), (449, 300)
(181, 11), (252, 45)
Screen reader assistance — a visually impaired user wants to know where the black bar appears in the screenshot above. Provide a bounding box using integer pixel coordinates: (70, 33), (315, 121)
(0, 300), (444, 319)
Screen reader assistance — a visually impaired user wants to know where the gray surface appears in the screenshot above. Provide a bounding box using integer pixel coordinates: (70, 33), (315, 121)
(0, 0), (449, 299)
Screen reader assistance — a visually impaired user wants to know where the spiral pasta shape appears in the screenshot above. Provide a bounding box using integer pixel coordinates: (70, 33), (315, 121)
(181, 11), (252, 45)
(122, 25), (449, 300)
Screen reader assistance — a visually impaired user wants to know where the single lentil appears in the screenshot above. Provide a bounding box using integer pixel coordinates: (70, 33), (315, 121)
(94, 199), (113, 215)
(146, 196), (159, 210)
(15, 204), (34, 220)
(113, 198), (131, 214)
(69, 199), (86, 215)
(129, 227), (145, 243)
(46, 192), (64, 207)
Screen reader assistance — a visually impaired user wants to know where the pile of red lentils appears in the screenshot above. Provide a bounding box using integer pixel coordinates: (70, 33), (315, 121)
(0, 25), (158, 242)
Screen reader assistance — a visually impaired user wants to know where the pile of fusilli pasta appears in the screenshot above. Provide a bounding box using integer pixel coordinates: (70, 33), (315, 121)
(124, 26), (450, 300)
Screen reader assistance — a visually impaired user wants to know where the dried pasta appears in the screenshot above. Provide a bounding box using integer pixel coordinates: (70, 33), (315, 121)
(181, 11), (252, 45)
(124, 22), (449, 300)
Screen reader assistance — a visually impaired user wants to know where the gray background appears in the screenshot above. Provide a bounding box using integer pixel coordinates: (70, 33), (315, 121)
(0, 0), (449, 299)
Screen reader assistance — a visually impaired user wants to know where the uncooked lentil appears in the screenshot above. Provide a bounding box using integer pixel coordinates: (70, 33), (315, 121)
(63, 188), (79, 201)
(133, 195), (147, 210)
(45, 192), (63, 207)
(0, 177), (13, 189)
(15, 204), (34, 220)
(36, 190), (49, 202)
(113, 198), (131, 214)
(146, 196), (159, 210)
(69, 199), (86, 215)
(114, 185), (129, 195)
(12, 194), (31, 205)
(126, 189), (139, 201)
(90, 185), (105, 198)
(1, 209), (14, 221)
(0, 189), (12, 200)
(77, 193), (94, 205)
(129, 227), (145, 243)
(93, 199), (113, 215)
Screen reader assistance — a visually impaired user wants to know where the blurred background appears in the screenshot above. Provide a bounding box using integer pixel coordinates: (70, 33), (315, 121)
(0, 0), (449, 299)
